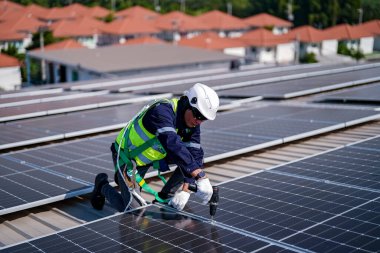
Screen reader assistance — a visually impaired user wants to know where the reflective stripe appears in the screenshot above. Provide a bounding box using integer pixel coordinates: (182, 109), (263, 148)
(156, 127), (176, 135)
(134, 120), (150, 141)
(184, 142), (201, 149)
(136, 153), (152, 164)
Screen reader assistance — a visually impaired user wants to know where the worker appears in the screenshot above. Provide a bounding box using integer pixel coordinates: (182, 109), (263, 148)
(91, 83), (219, 212)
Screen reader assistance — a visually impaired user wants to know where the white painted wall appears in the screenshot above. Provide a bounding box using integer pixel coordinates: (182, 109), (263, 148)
(276, 42), (295, 63)
(257, 47), (275, 63)
(360, 37), (374, 54)
(0, 66), (22, 91)
(272, 27), (289, 35)
(223, 47), (246, 57)
(321, 39), (338, 55)
(78, 34), (99, 49)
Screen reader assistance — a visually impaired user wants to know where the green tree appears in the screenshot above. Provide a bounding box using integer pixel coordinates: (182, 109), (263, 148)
(26, 31), (61, 51)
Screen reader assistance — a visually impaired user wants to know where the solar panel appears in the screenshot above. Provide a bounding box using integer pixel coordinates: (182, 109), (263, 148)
(316, 83), (380, 104)
(3, 135), (379, 252)
(0, 93), (171, 122)
(185, 136), (380, 253)
(0, 103), (144, 150)
(2, 205), (309, 253)
(0, 105), (378, 215)
(216, 67), (380, 99)
(0, 90), (120, 108)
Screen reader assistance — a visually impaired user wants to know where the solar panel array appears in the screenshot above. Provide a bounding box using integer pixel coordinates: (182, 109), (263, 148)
(3, 137), (379, 252)
(0, 93), (171, 122)
(137, 67), (380, 98)
(0, 103), (144, 150)
(1, 205), (299, 253)
(185, 136), (380, 252)
(317, 83), (380, 104)
(0, 105), (378, 215)
(216, 67), (380, 99)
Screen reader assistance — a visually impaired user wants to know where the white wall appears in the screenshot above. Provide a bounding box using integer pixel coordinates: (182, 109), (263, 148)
(272, 27), (289, 35)
(321, 39), (338, 55)
(257, 47), (275, 63)
(276, 42), (295, 63)
(78, 34), (99, 49)
(223, 47), (246, 57)
(0, 66), (22, 91)
(360, 37), (374, 54)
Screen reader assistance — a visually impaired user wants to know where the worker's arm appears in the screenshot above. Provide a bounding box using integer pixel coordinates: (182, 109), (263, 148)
(143, 103), (202, 177)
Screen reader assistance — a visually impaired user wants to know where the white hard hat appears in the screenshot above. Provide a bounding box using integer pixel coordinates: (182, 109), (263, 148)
(184, 83), (219, 120)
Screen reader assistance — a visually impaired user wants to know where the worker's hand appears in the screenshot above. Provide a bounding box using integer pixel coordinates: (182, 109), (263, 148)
(195, 178), (213, 205)
(169, 190), (190, 211)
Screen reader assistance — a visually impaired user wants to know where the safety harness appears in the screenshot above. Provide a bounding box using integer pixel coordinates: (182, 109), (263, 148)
(114, 99), (178, 203)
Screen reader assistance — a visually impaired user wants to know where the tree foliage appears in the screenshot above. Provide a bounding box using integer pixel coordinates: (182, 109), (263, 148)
(11, 0), (379, 28)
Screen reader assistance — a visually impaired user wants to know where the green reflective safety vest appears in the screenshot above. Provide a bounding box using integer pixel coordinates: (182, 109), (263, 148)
(115, 98), (178, 170)
(113, 98), (179, 203)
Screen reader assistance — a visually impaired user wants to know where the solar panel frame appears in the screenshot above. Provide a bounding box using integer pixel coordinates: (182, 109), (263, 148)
(316, 83), (380, 104)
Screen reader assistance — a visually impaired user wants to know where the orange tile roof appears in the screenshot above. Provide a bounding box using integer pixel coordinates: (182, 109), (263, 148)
(0, 53), (20, 67)
(0, 14), (44, 33)
(121, 36), (165, 45)
(103, 17), (159, 35)
(0, 30), (26, 41)
(155, 11), (209, 32)
(43, 3), (90, 21)
(244, 13), (292, 27)
(284, 25), (327, 42)
(62, 3), (89, 16)
(87, 6), (110, 18)
(32, 39), (84, 51)
(24, 4), (49, 19)
(115, 6), (159, 20)
(324, 24), (373, 40)
(0, 0), (24, 13)
(358, 19), (380, 35)
(240, 28), (292, 46)
(197, 10), (248, 30)
(178, 32), (246, 50)
(50, 16), (106, 37)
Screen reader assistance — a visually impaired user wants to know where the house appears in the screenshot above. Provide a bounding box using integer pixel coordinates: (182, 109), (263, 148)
(120, 36), (166, 45)
(115, 6), (160, 20)
(0, 53), (21, 90)
(324, 24), (374, 54)
(26, 43), (240, 84)
(49, 16), (106, 48)
(154, 11), (209, 42)
(196, 10), (249, 38)
(0, 12), (44, 53)
(244, 13), (292, 34)
(358, 20), (380, 51)
(178, 32), (246, 57)
(27, 39), (85, 84)
(240, 28), (294, 63)
(284, 25), (338, 59)
(100, 17), (160, 45)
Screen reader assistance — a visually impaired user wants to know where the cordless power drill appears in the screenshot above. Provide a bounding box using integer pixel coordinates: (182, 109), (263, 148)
(188, 183), (219, 221)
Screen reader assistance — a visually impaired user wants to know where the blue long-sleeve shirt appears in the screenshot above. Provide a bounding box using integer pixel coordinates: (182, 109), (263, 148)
(142, 97), (204, 180)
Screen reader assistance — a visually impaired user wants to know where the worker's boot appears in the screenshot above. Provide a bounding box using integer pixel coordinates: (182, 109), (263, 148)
(91, 173), (108, 210)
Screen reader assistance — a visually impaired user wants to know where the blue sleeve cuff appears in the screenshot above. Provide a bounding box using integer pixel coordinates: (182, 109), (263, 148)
(184, 177), (196, 184)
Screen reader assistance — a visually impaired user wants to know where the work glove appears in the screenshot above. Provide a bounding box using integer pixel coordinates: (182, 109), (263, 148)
(195, 178), (213, 205)
(169, 190), (190, 211)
